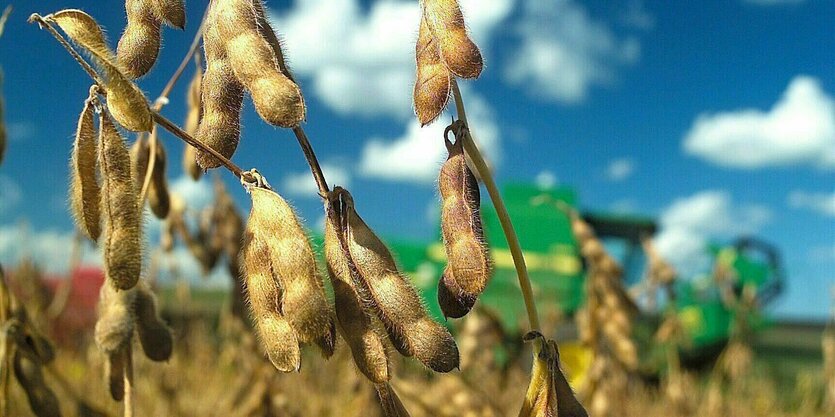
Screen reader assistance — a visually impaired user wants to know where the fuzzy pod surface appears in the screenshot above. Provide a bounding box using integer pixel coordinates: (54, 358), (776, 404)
(99, 111), (142, 290)
(413, 14), (451, 126)
(324, 210), (390, 384)
(183, 58), (203, 180)
(340, 189), (459, 373)
(135, 284), (173, 361)
(421, 0), (483, 79)
(13, 352), (62, 417)
(209, 0), (305, 128)
(148, 135), (171, 219)
(94, 283), (137, 354)
(69, 96), (102, 241)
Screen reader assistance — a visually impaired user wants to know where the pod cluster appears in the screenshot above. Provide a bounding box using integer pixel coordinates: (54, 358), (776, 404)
(240, 170), (334, 372)
(196, 0), (305, 169)
(117, 0), (186, 78)
(413, 0), (483, 125)
(325, 186), (459, 380)
(518, 332), (588, 417)
(437, 133), (491, 318)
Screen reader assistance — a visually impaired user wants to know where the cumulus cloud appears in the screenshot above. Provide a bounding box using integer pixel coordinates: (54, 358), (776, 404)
(282, 162), (352, 197)
(653, 191), (771, 276)
(605, 158), (635, 181)
(358, 92), (500, 184)
(271, 0), (513, 119)
(684, 76), (835, 169)
(788, 190), (835, 217)
(505, 0), (643, 103)
(169, 175), (214, 210)
(0, 224), (102, 274)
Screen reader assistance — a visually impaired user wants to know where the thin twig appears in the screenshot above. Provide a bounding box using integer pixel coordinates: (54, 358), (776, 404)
(123, 345), (134, 417)
(292, 127), (330, 198)
(152, 111), (243, 178)
(155, 5), (209, 105)
(450, 79), (540, 332)
(28, 14), (104, 88)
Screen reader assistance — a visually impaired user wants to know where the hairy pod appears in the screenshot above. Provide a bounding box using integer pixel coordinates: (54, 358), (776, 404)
(117, 0), (162, 78)
(195, 18), (244, 169)
(436, 267), (475, 319)
(240, 232), (300, 372)
(99, 111), (142, 290)
(438, 138), (490, 315)
(413, 15), (451, 126)
(149, 0), (186, 29)
(324, 211), (390, 383)
(12, 351), (62, 417)
(340, 189), (459, 372)
(518, 332), (588, 417)
(148, 136), (171, 219)
(94, 283), (137, 354)
(106, 349), (126, 401)
(209, 0), (305, 128)
(69, 95), (102, 241)
(129, 133), (150, 193)
(134, 284), (173, 361)
(245, 186), (335, 358)
(421, 0), (483, 79)
(183, 57), (203, 180)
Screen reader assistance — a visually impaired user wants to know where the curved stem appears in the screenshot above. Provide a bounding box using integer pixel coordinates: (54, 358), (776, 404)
(155, 5), (209, 107)
(450, 79), (540, 332)
(28, 14), (104, 87)
(292, 127), (330, 197)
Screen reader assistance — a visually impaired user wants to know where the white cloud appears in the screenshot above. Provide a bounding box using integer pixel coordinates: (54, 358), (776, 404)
(788, 190), (835, 217)
(0, 224), (102, 274)
(282, 162), (352, 197)
(653, 191), (771, 276)
(535, 170), (558, 189)
(169, 175), (214, 211)
(622, 1), (654, 30)
(0, 175), (22, 216)
(271, 0), (513, 119)
(684, 76), (835, 169)
(605, 158), (635, 181)
(358, 92), (500, 184)
(505, 0), (643, 103)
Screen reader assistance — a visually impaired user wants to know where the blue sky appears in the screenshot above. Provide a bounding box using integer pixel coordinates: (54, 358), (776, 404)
(0, 0), (832, 319)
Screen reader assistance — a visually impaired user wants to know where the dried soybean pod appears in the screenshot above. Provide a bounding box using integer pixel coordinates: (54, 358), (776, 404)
(374, 383), (412, 417)
(211, 0), (306, 128)
(149, 0), (186, 29)
(421, 0), (483, 79)
(106, 349), (126, 401)
(148, 136), (171, 219)
(134, 284), (173, 361)
(117, 0), (162, 78)
(129, 133), (150, 192)
(99, 110), (142, 290)
(437, 267), (474, 319)
(183, 56), (203, 180)
(324, 207), (390, 383)
(413, 14), (451, 126)
(518, 333), (588, 417)
(195, 17), (244, 169)
(12, 351), (61, 417)
(69, 94), (102, 241)
(341, 189), (458, 372)
(438, 137), (490, 309)
(94, 283), (137, 354)
(246, 186), (335, 357)
(240, 233), (300, 372)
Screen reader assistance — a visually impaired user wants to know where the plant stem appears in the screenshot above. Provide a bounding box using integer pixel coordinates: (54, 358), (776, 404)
(292, 127), (330, 197)
(155, 5), (209, 107)
(123, 345), (134, 417)
(28, 14), (104, 87)
(151, 111), (243, 178)
(450, 79), (540, 332)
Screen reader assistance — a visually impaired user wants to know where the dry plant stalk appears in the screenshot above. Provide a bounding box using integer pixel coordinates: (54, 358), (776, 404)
(518, 331), (587, 417)
(117, 0), (186, 79)
(44, 9), (153, 132)
(240, 170), (335, 371)
(69, 89), (102, 241)
(334, 187), (459, 373)
(99, 109), (142, 291)
(437, 133), (491, 318)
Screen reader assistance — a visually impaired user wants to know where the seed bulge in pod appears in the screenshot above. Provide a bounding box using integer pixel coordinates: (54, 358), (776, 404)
(148, 136), (171, 219)
(13, 351), (62, 417)
(99, 110), (142, 290)
(117, 0), (163, 78)
(436, 267), (474, 319)
(421, 0), (483, 79)
(247, 186), (335, 357)
(413, 14), (451, 126)
(182, 56), (203, 180)
(240, 216), (300, 372)
(69, 95), (102, 241)
(324, 209), (390, 383)
(94, 283), (137, 354)
(341, 189), (458, 372)
(149, 0), (186, 29)
(129, 133), (150, 194)
(134, 284), (173, 361)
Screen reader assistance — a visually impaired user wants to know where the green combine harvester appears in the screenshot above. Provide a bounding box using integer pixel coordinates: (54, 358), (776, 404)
(385, 183), (785, 378)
